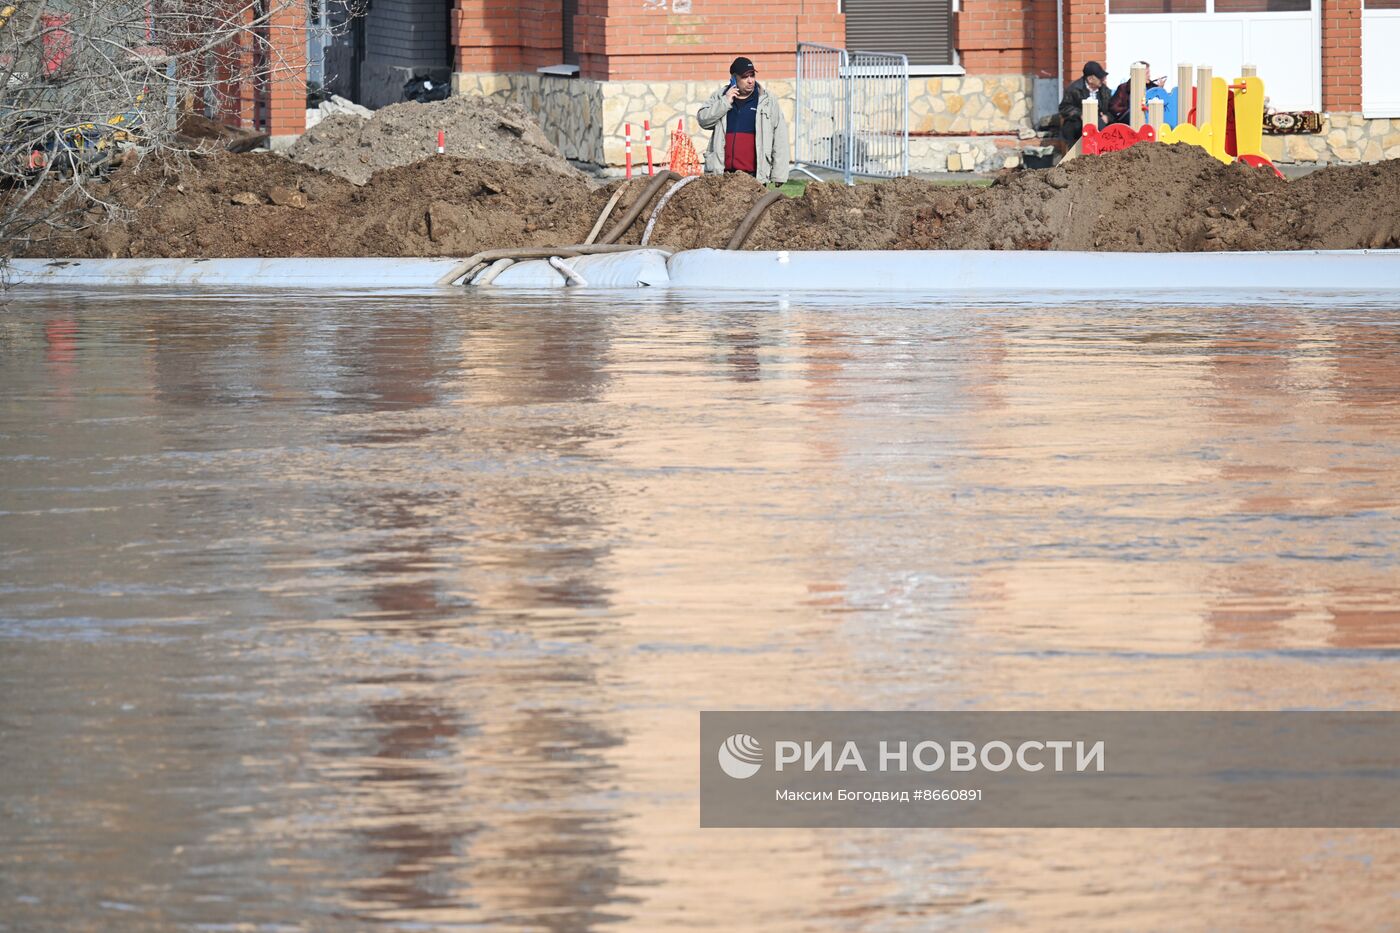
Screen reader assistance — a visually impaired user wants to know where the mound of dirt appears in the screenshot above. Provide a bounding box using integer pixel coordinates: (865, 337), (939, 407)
(174, 112), (268, 154)
(287, 95), (578, 186)
(605, 172), (770, 250)
(19, 144), (1400, 260)
(638, 144), (1400, 253)
(742, 176), (955, 251)
(21, 153), (609, 259)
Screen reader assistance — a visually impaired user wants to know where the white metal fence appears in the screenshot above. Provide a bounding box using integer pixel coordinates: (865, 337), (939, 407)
(794, 42), (909, 185)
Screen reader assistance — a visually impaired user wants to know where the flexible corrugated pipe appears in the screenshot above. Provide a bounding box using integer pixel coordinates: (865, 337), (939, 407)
(726, 190), (785, 250)
(439, 243), (671, 286)
(597, 171), (681, 244)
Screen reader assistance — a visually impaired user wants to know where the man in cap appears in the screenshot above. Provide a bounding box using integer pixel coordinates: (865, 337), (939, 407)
(697, 56), (790, 186)
(1058, 61), (1113, 145)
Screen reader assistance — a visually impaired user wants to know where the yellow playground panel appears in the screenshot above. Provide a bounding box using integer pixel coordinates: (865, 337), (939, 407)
(1086, 65), (1274, 171)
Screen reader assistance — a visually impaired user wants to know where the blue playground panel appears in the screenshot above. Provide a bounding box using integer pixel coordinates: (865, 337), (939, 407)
(1146, 86), (1180, 127)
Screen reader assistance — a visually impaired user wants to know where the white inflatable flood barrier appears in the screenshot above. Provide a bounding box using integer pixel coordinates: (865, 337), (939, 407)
(7, 257), (464, 289)
(8, 249), (1400, 295)
(662, 249), (1400, 293)
(479, 248), (1400, 294)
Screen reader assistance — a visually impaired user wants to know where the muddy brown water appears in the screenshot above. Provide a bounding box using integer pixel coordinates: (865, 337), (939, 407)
(2, 288), (1400, 930)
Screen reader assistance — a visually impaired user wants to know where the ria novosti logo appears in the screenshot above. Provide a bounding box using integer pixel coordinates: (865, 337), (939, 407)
(718, 733), (763, 779)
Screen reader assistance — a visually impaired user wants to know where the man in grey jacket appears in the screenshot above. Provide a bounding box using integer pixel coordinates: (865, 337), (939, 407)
(697, 56), (790, 186)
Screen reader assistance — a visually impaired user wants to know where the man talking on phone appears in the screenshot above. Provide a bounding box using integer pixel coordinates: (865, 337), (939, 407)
(697, 56), (790, 186)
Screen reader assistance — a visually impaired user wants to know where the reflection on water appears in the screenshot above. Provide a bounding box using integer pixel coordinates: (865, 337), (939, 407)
(2, 288), (1399, 930)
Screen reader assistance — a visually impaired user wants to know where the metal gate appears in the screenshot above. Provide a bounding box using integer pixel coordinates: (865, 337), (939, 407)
(794, 42), (909, 186)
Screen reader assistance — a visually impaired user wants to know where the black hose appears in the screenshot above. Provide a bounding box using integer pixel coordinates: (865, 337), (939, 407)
(726, 189), (785, 250)
(598, 170), (681, 244)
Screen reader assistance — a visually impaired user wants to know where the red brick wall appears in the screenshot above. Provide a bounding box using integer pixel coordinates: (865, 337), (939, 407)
(267, 3), (307, 137)
(1062, 0), (1106, 87)
(958, 0), (1037, 74)
(454, 0), (842, 81)
(213, 2), (256, 129)
(589, 0), (842, 80)
(207, 2), (306, 136)
(450, 0), (1118, 86)
(1028, 0), (1059, 77)
(1108, 0), (1205, 11)
(453, 0), (564, 73)
(1321, 0), (1361, 110)
(575, 0), (606, 77)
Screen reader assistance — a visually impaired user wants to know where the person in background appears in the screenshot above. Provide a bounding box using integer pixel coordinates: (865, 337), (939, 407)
(697, 56), (790, 186)
(1058, 61), (1112, 146)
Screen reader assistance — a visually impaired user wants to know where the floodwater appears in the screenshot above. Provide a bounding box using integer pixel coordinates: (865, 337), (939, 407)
(2, 287), (1399, 930)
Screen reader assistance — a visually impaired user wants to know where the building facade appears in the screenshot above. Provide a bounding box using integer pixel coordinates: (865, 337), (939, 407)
(322, 1), (457, 109)
(210, 3), (310, 149)
(447, 0), (1398, 172)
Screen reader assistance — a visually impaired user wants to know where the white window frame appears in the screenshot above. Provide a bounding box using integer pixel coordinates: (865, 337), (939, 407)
(1362, 5), (1400, 116)
(1104, 0), (1321, 113)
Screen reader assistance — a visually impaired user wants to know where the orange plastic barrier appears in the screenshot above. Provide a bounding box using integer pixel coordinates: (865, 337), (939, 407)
(668, 119), (703, 177)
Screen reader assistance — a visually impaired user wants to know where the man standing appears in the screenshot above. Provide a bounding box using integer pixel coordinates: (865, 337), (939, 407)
(1058, 61), (1113, 145)
(697, 56), (789, 186)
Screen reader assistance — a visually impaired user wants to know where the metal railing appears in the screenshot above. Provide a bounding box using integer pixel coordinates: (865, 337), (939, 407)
(794, 42), (908, 185)
(794, 43), (849, 181)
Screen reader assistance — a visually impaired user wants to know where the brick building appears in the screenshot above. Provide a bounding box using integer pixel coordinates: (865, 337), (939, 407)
(210, 4), (310, 149)
(217, 1), (460, 147)
(243, 2), (1393, 170)
(444, 0), (1396, 171)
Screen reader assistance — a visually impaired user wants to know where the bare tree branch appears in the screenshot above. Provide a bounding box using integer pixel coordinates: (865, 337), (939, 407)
(1, 0), (357, 256)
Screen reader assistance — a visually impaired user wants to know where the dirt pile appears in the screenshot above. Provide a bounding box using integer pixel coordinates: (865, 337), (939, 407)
(22, 153), (608, 259)
(911, 143), (1400, 252)
(174, 112), (268, 154)
(607, 145), (1400, 253)
(604, 172), (771, 249)
(19, 144), (1400, 259)
(287, 95), (578, 185)
(733, 144), (1400, 253)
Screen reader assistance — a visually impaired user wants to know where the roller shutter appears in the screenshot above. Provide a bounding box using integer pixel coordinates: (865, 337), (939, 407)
(842, 0), (955, 67)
